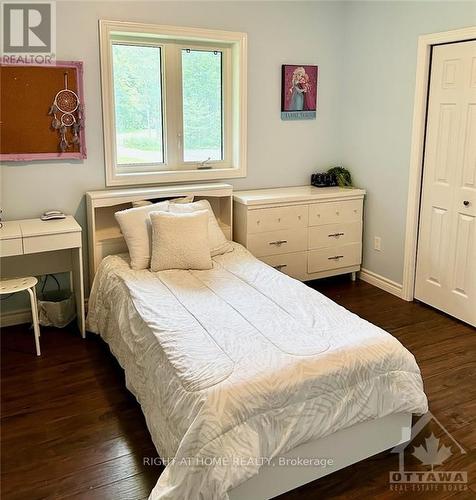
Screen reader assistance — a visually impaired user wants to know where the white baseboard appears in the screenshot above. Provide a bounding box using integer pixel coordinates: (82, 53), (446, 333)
(0, 299), (88, 328)
(0, 308), (33, 328)
(359, 268), (404, 299)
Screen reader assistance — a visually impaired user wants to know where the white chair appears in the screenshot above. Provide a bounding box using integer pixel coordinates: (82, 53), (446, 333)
(0, 277), (41, 356)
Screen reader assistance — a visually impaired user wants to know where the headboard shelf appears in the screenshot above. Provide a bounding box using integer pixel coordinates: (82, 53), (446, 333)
(87, 183), (233, 206)
(86, 183), (233, 285)
(95, 227), (123, 242)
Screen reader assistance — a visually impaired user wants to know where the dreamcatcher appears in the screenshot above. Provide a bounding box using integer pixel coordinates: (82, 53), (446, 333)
(48, 73), (83, 152)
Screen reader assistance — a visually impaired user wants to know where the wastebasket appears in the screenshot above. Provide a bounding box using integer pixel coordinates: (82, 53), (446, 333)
(37, 289), (76, 328)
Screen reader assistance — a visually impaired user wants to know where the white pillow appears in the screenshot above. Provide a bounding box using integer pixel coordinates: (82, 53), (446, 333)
(150, 210), (212, 271)
(115, 200), (169, 270)
(171, 195), (195, 204)
(132, 195), (194, 208)
(131, 199), (153, 208)
(169, 199), (232, 256)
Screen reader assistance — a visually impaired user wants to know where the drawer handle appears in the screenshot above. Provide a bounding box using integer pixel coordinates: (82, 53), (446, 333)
(328, 255), (344, 260)
(273, 264), (287, 270)
(328, 232), (344, 238)
(269, 239), (287, 246)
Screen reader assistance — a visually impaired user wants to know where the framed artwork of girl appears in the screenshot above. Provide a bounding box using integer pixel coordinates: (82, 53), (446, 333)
(281, 65), (318, 120)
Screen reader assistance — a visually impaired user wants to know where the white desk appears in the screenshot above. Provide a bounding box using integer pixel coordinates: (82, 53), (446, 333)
(0, 216), (85, 337)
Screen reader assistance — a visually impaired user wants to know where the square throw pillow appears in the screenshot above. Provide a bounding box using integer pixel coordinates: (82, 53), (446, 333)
(170, 195), (195, 204)
(115, 200), (169, 270)
(169, 199), (232, 256)
(131, 199), (153, 208)
(131, 195), (194, 208)
(150, 210), (212, 271)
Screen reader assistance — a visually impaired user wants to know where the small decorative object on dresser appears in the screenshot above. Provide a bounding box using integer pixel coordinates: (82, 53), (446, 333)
(233, 186), (366, 281)
(327, 166), (353, 188)
(311, 172), (338, 188)
(311, 167), (353, 188)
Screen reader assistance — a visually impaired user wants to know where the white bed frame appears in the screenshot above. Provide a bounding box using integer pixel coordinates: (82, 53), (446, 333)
(86, 182), (233, 285)
(85, 182), (413, 500)
(230, 412), (411, 499)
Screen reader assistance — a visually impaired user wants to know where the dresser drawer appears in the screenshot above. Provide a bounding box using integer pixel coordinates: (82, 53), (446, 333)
(309, 221), (362, 249)
(308, 243), (361, 273)
(247, 205), (308, 234)
(0, 238), (23, 257)
(23, 232), (81, 254)
(247, 228), (307, 257)
(261, 252), (307, 280)
(309, 199), (362, 226)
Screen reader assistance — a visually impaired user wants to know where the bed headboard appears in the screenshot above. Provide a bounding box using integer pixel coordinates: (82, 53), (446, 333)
(86, 183), (233, 284)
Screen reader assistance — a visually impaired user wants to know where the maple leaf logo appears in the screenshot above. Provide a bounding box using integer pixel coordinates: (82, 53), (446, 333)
(412, 433), (452, 470)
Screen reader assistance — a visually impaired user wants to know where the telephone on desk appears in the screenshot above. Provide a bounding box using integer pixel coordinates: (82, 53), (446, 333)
(41, 210), (66, 221)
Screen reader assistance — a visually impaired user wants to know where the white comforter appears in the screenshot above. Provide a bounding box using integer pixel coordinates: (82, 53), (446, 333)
(87, 243), (427, 499)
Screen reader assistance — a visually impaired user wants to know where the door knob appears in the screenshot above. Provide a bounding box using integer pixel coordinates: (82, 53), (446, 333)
(463, 200), (470, 206)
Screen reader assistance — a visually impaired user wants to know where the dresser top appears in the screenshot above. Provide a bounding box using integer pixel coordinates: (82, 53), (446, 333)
(0, 216), (81, 239)
(233, 186), (366, 206)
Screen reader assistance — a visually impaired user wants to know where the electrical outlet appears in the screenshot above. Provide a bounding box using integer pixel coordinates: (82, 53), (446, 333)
(374, 236), (382, 251)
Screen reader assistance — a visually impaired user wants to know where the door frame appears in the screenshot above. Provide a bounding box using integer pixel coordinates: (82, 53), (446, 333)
(402, 26), (476, 301)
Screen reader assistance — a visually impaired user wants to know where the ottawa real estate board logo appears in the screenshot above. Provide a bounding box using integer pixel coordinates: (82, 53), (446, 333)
(1, 1), (56, 63)
(389, 411), (468, 493)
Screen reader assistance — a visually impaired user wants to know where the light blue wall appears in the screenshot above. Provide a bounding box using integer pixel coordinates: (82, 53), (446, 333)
(340, 1), (475, 283)
(1, 1), (475, 315)
(1, 0), (345, 312)
(1, 1), (345, 223)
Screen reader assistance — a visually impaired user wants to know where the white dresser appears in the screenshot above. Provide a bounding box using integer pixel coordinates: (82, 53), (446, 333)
(233, 186), (366, 281)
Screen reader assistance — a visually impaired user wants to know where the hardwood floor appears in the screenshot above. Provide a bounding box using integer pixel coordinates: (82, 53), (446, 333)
(1, 277), (475, 499)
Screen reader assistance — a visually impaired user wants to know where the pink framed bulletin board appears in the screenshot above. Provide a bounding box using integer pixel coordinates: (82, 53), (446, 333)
(0, 60), (86, 161)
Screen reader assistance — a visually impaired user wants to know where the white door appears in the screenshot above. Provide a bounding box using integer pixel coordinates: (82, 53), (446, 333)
(415, 40), (476, 326)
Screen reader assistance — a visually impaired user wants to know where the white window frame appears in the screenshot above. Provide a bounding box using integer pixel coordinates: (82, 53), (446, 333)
(99, 20), (247, 186)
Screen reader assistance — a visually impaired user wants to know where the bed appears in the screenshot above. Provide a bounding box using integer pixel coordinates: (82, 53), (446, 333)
(85, 183), (428, 500)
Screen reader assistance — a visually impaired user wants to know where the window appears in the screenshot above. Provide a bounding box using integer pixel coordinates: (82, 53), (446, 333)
(182, 49), (222, 162)
(100, 21), (247, 186)
(112, 44), (164, 165)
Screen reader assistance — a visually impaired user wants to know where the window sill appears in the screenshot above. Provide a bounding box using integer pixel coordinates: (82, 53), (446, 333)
(106, 163), (247, 187)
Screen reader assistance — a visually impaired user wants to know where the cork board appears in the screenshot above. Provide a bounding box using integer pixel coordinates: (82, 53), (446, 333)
(0, 61), (86, 161)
